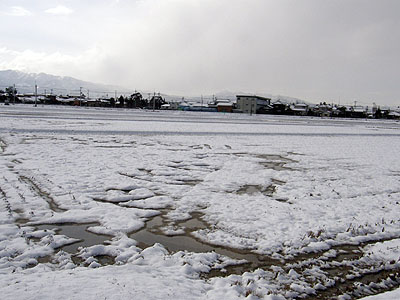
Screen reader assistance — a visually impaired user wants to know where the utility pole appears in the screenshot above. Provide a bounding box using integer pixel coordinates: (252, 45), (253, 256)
(79, 87), (83, 106)
(34, 82), (38, 107)
(13, 84), (16, 104)
(153, 92), (155, 111)
(87, 89), (90, 100)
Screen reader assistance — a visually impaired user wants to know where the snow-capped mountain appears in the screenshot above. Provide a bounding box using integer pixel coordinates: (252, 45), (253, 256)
(0, 69), (308, 104)
(0, 70), (128, 96)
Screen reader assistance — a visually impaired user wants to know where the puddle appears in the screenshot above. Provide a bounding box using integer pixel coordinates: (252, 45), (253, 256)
(31, 221), (116, 267)
(129, 210), (400, 298)
(177, 212), (206, 231)
(130, 213), (280, 276)
(36, 222), (111, 253)
(19, 204), (400, 298)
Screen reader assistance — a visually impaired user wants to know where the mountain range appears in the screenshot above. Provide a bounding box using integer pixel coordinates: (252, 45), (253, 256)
(0, 69), (306, 104)
(0, 70), (128, 97)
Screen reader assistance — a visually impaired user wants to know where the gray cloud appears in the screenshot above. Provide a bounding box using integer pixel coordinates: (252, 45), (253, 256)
(1, 0), (399, 105)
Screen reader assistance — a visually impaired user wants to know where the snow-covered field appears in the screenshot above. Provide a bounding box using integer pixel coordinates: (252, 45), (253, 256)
(0, 104), (399, 299)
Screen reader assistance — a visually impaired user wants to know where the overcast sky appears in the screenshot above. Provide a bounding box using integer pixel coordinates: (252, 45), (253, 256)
(0, 0), (399, 105)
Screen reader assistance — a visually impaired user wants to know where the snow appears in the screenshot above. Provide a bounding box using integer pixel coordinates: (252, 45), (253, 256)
(363, 239), (400, 263)
(0, 104), (400, 299)
(360, 288), (400, 300)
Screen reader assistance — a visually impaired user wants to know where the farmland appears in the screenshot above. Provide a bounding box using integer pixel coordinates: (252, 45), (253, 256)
(0, 105), (399, 299)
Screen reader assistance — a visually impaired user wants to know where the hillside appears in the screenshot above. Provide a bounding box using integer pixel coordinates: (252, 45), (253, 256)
(0, 69), (307, 104)
(0, 70), (128, 97)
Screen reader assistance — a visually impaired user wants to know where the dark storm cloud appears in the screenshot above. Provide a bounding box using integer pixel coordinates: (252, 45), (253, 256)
(1, 0), (399, 105)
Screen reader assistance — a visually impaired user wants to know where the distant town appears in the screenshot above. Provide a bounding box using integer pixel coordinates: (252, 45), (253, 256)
(1, 85), (399, 120)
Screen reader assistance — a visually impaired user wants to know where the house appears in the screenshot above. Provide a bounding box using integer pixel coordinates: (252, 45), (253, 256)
(167, 102), (181, 110)
(290, 103), (309, 116)
(271, 100), (287, 114)
(56, 96), (76, 105)
(178, 101), (190, 111)
(87, 98), (111, 107)
(312, 103), (332, 117)
(178, 101), (216, 112)
(366, 106), (375, 118)
(379, 106), (391, 118)
(207, 98), (233, 113)
(217, 102), (233, 113)
(350, 106), (366, 118)
(148, 95), (165, 109)
(19, 95), (36, 104)
(388, 111), (400, 120)
(236, 95), (271, 114)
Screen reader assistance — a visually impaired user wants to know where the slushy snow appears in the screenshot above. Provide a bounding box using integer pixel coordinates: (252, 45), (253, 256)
(0, 104), (399, 299)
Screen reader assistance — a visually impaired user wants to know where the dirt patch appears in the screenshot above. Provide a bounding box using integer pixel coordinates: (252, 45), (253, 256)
(272, 178), (286, 185)
(0, 186), (12, 217)
(14, 208), (30, 225)
(232, 153), (297, 171)
(255, 154), (296, 171)
(171, 179), (202, 186)
(0, 137), (7, 152)
(236, 184), (276, 197)
(259, 161), (293, 171)
(19, 175), (66, 212)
